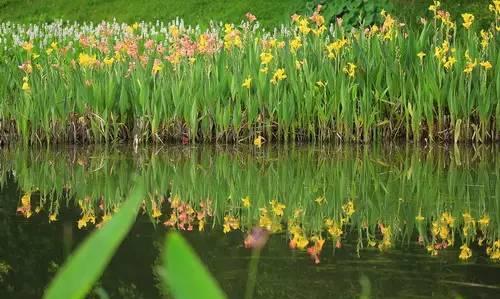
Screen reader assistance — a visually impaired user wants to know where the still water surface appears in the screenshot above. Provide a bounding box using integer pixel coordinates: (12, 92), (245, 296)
(1, 145), (499, 298)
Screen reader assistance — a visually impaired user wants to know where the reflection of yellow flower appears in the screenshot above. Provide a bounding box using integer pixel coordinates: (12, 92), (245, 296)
(315, 196), (326, 205)
(289, 224), (309, 250)
(480, 61), (492, 70)
(49, 213), (58, 222)
(378, 225), (392, 251)
(77, 213), (96, 229)
(242, 196), (251, 208)
(427, 244), (438, 256)
(270, 199), (286, 217)
(342, 200), (355, 217)
(223, 215), (240, 233)
(325, 219), (343, 238)
(479, 214), (490, 228)
(17, 193), (32, 218)
(316, 81), (327, 88)
(459, 244), (472, 260)
(151, 200), (162, 218)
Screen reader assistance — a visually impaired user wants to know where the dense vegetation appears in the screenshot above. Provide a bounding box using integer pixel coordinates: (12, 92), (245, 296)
(1, 1), (498, 144)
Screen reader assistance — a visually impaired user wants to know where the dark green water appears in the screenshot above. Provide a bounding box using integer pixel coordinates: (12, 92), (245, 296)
(0, 145), (499, 298)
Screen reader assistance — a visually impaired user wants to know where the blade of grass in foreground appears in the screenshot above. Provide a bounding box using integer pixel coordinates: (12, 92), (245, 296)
(161, 232), (226, 299)
(43, 182), (145, 299)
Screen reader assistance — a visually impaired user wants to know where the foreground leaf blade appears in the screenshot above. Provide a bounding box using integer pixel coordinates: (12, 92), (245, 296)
(162, 232), (226, 299)
(44, 182), (145, 299)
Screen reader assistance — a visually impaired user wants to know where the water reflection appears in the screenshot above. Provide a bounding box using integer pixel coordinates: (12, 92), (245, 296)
(0, 145), (499, 298)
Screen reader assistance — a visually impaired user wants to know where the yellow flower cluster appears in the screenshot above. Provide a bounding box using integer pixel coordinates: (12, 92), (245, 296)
(270, 199), (286, 216)
(253, 135), (265, 148)
(429, 1), (455, 28)
(463, 51), (477, 74)
(241, 196), (251, 208)
(289, 224), (309, 250)
(258, 207), (282, 232)
(78, 53), (98, 68)
(459, 244), (472, 260)
(289, 36), (302, 53)
(223, 215), (240, 233)
(16, 193), (32, 218)
(378, 224), (393, 251)
(326, 38), (348, 60)
(343, 63), (357, 78)
(151, 199), (162, 218)
(381, 10), (396, 40)
(241, 76), (252, 89)
(431, 212), (455, 245)
(487, 240), (500, 261)
(462, 212), (476, 237)
(21, 76), (30, 93)
(223, 24), (242, 50)
(270, 68), (287, 85)
(77, 198), (96, 229)
(325, 218), (343, 240)
(434, 41), (456, 70)
(461, 13), (474, 29)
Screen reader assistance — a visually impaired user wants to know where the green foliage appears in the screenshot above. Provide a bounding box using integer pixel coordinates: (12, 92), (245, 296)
(160, 233), (226, 299)
(43, 182), (145, 299)
(305, 0), (391, 28)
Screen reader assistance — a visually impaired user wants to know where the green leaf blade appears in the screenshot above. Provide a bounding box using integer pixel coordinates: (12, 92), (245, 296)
(43, 182), (145, 299)
(162, 232), (226, 299)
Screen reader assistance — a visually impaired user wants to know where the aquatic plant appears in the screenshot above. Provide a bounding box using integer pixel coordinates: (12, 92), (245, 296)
(0, 2), (498, 144)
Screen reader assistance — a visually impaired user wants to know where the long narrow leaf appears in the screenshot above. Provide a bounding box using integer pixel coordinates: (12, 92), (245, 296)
(43, 182), (145, 299)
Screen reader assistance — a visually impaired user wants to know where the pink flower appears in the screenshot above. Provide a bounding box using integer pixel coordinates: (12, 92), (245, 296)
(245, 12), (257, 23)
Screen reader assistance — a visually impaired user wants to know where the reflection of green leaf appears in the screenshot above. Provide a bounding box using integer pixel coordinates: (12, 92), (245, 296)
(43, 182), (145, 299)
(161, 232), (226, 299)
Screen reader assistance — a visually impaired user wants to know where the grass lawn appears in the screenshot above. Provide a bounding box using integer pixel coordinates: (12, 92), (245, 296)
(0, 0), (492, 27)
(0, 0), (305, 27)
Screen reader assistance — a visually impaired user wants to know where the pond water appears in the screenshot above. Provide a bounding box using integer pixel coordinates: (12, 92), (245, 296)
(0, 145), (499, 298)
